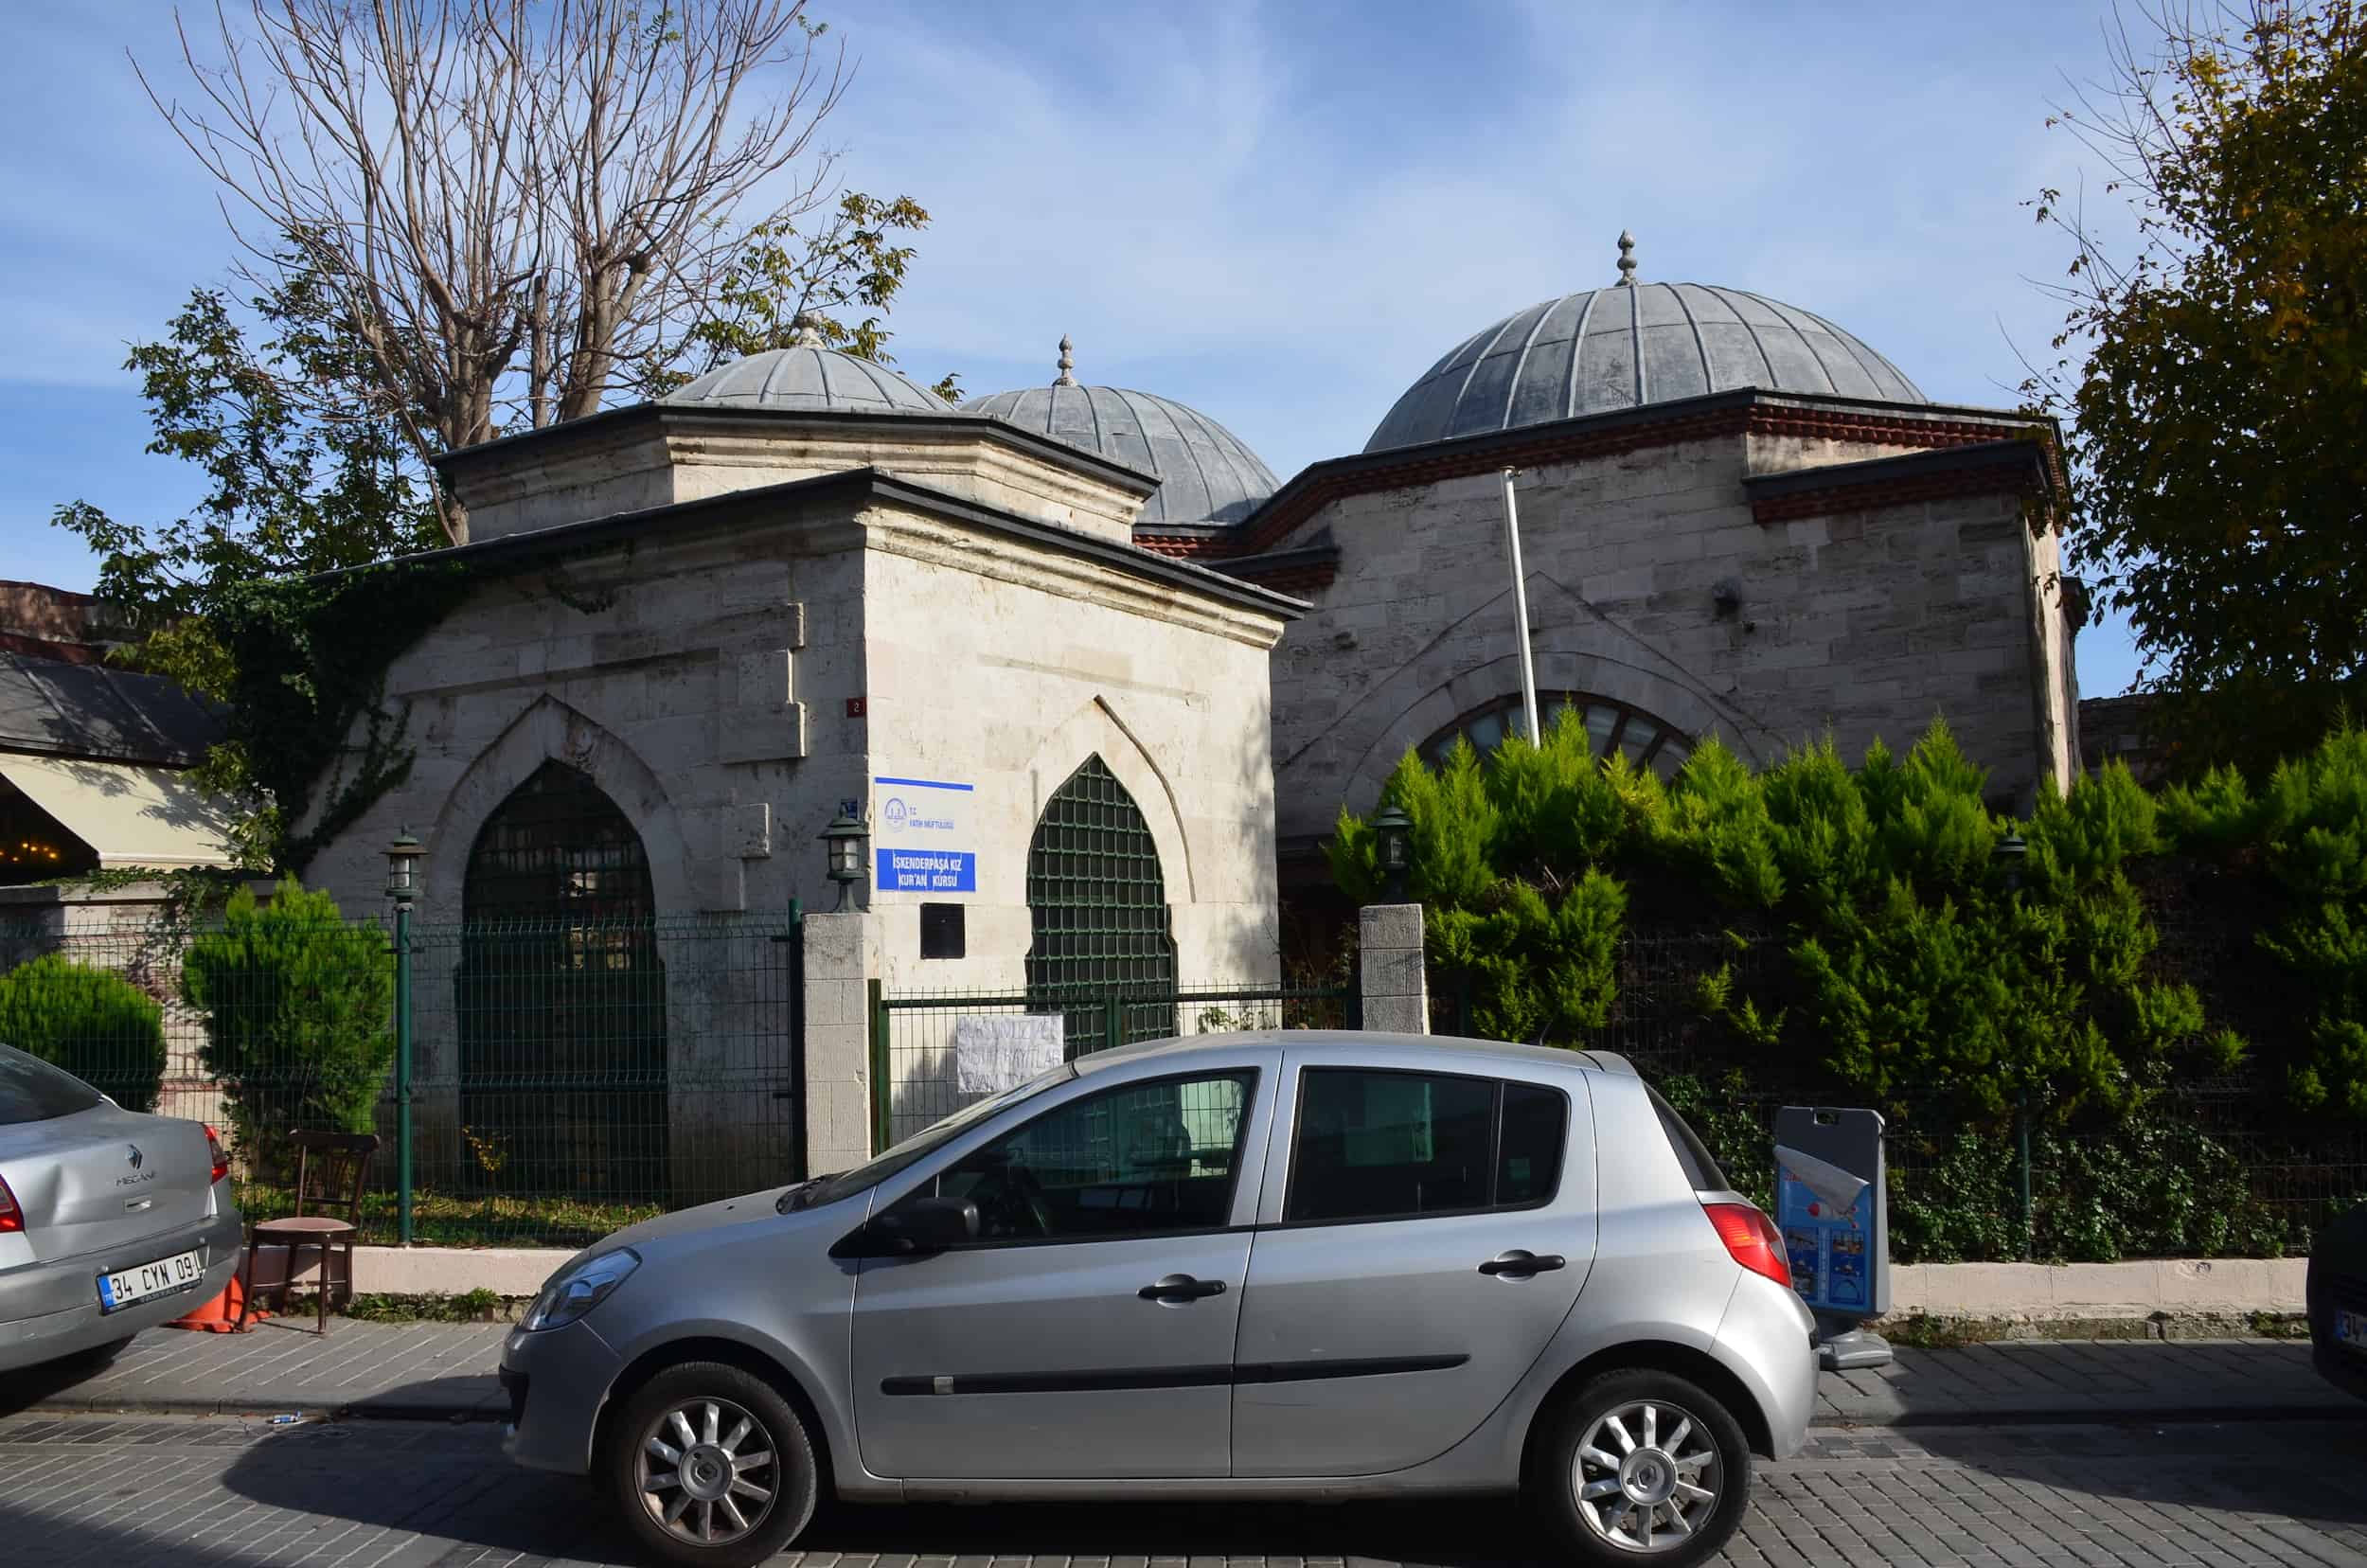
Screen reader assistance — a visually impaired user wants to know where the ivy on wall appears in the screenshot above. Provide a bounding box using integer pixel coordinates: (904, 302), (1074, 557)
(193, 558), (481, 873)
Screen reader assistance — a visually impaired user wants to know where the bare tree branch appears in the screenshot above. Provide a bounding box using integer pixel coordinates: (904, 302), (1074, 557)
(136, 0), (848, 540)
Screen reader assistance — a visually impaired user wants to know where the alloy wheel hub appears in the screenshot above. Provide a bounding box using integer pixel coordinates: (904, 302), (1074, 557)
(1620, 1448), (1677, 1506)
(682, 1443), (732, 1501)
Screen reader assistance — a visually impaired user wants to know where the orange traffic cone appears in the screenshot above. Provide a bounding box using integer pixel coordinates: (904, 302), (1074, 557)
(166, 1274), (269, 1333)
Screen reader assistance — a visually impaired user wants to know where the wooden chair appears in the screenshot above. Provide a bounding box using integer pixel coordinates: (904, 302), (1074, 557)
(236, 1131), (381, 1334)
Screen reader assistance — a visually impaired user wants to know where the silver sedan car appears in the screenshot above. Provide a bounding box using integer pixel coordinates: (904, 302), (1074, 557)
(0, 1043), (244, 1371)
(501, 1033), (1817, 1568)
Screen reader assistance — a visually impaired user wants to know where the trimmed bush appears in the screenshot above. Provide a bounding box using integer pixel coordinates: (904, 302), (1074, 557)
(0, 954), (169, 1112)
(180, 877), (393, 1180)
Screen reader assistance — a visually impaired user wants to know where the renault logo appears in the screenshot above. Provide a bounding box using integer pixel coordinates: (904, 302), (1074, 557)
(126, 1144), (144, 1170)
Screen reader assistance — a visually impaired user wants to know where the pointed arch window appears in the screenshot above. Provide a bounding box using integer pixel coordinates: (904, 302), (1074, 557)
(1418, 692), (1693, 781)
(1023, 755), (1178, 1055)
(457, 760), (667, 1201)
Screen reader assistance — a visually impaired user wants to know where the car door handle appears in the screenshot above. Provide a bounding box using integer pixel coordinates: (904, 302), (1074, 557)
(1478, 1250), (1567, 1278)
(1138, 1274), (1228, 1302)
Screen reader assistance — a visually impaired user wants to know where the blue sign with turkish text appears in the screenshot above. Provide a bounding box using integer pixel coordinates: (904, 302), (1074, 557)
(876, 847), (977, 892)
(872, 774), (977, 896)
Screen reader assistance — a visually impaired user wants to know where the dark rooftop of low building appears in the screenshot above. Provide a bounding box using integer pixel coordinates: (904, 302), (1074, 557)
(0, 651), (226, 766)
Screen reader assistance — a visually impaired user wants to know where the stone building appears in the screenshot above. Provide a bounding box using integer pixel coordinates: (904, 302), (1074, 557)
(298, 338), (1299, 1185)
(273, 239), (2077, 1185)
(1138, 240), (2079, 889)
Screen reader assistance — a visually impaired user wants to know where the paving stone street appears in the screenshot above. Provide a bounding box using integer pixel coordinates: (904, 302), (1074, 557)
(4, 1411), (2365, 1568)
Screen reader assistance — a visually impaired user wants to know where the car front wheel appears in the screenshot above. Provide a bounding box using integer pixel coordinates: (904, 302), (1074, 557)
(604, 1361), (819, 1568)
(1530, 1367), (1753, 1566)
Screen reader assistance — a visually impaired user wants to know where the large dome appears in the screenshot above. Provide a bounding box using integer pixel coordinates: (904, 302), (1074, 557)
(965, 342), (1279, 526)
(1367, 251), (1925, 454)
(665, 344), (948, 416)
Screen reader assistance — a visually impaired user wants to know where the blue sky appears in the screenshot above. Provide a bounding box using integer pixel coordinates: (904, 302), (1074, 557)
(0, 0), (2149, 694)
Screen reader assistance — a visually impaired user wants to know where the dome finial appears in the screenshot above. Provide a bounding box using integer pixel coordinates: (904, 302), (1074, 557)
(790, 312), (827, 347)
(1615, 230), (1638, 287)
(1053, 333), (1077, 387)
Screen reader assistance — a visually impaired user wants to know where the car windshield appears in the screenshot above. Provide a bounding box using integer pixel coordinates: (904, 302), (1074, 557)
(0, 1043), (104, 1126)
(792, 1062), (1077, 1209)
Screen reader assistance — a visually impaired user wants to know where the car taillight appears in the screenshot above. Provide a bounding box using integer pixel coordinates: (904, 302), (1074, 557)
(1704, 1201), (1791, 1290)
(0, 1171), (21, 1234)
(204, 1125), (229, 1185)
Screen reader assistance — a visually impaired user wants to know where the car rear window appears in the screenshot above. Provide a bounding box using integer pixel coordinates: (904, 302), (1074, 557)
(1646, 1083), (1732, 1193)
(1286, 1068), (1569, 1223)
(0, 1044), (104, 1125)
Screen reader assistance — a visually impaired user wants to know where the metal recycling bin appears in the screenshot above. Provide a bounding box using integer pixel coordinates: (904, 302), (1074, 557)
(1774, 1104), (1892, 1369)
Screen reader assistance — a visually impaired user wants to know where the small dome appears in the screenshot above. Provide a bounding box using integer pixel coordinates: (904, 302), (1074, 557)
(1367, 246), (1926, 453)
(665, 345), (949, 416)
(965, 352), (1279, 526)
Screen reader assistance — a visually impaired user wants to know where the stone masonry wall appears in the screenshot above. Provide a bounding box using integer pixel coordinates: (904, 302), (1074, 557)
(302, 514), (867, 1199)
(300, 483), (1289, 1188)
(859, 504), (1285, 1000)
(1270, 429), (2074, 846)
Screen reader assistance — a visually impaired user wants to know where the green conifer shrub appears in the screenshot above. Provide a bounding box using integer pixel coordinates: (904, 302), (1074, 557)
(180, 877), (393, 1179)
(0, 955), (169, 1113)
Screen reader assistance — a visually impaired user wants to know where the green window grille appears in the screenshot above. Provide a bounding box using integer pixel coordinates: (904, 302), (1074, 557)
(456, 761), (668, 1201)
(1024, 755), (1178, 1057)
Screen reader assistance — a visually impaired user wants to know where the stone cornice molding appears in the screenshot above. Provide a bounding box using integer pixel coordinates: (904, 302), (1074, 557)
(858, 503), (1294, 652)
(1157, 388), (2063, 565)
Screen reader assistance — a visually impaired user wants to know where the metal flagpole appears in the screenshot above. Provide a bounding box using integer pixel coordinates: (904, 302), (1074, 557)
(1499, 468), (1541, 746)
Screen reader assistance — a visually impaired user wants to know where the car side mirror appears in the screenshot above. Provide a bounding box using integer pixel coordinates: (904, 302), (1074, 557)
(843, 1195), (979, 1258)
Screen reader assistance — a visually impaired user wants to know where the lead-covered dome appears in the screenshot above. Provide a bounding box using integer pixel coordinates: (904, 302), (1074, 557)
(1367, 238), (1925, 453)
(665, 343), (948, 416)
(965, 339), (1279, 526)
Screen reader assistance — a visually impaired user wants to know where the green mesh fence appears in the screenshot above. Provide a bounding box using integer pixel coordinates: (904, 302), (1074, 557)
(0, 909), (804, 1248)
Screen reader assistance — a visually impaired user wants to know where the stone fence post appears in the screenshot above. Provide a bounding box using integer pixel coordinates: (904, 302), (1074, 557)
(1358, 902), (1429, 1035)
(802, 910), (881, 1175)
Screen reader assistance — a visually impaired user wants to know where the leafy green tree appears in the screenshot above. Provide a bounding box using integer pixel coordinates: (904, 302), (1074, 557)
(2025, 0), (2367, 761)
(51, 266), (447, 867)
(0, 956), (169, 1113)
(180, 878), (394, 1179)
(657, 192), (963, 402)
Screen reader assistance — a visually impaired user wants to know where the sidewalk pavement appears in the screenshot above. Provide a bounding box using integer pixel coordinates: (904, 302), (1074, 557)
(4, 1318), (2357, 1428)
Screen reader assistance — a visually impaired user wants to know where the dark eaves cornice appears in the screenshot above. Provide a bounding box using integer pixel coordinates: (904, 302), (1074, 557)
(1742, 437), (2061, 529)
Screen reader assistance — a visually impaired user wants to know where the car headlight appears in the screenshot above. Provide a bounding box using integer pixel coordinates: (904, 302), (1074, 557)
(522, 1248), (640, 1332)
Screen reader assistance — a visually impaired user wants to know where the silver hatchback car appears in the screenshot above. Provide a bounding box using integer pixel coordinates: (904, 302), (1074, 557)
(500, 1033), (1817, 1568)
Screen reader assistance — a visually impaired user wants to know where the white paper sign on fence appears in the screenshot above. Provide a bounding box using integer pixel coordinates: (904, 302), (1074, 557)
(953, 1014), (1066, 1095)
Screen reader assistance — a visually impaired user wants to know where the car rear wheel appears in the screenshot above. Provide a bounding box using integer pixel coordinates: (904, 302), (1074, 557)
(604, 1361), (818, 1568)
(1530, 1367), (1753, 1566)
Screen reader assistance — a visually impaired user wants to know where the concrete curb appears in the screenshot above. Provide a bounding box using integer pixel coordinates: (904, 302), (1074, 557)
(1883, 1257), (2307, 1320)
